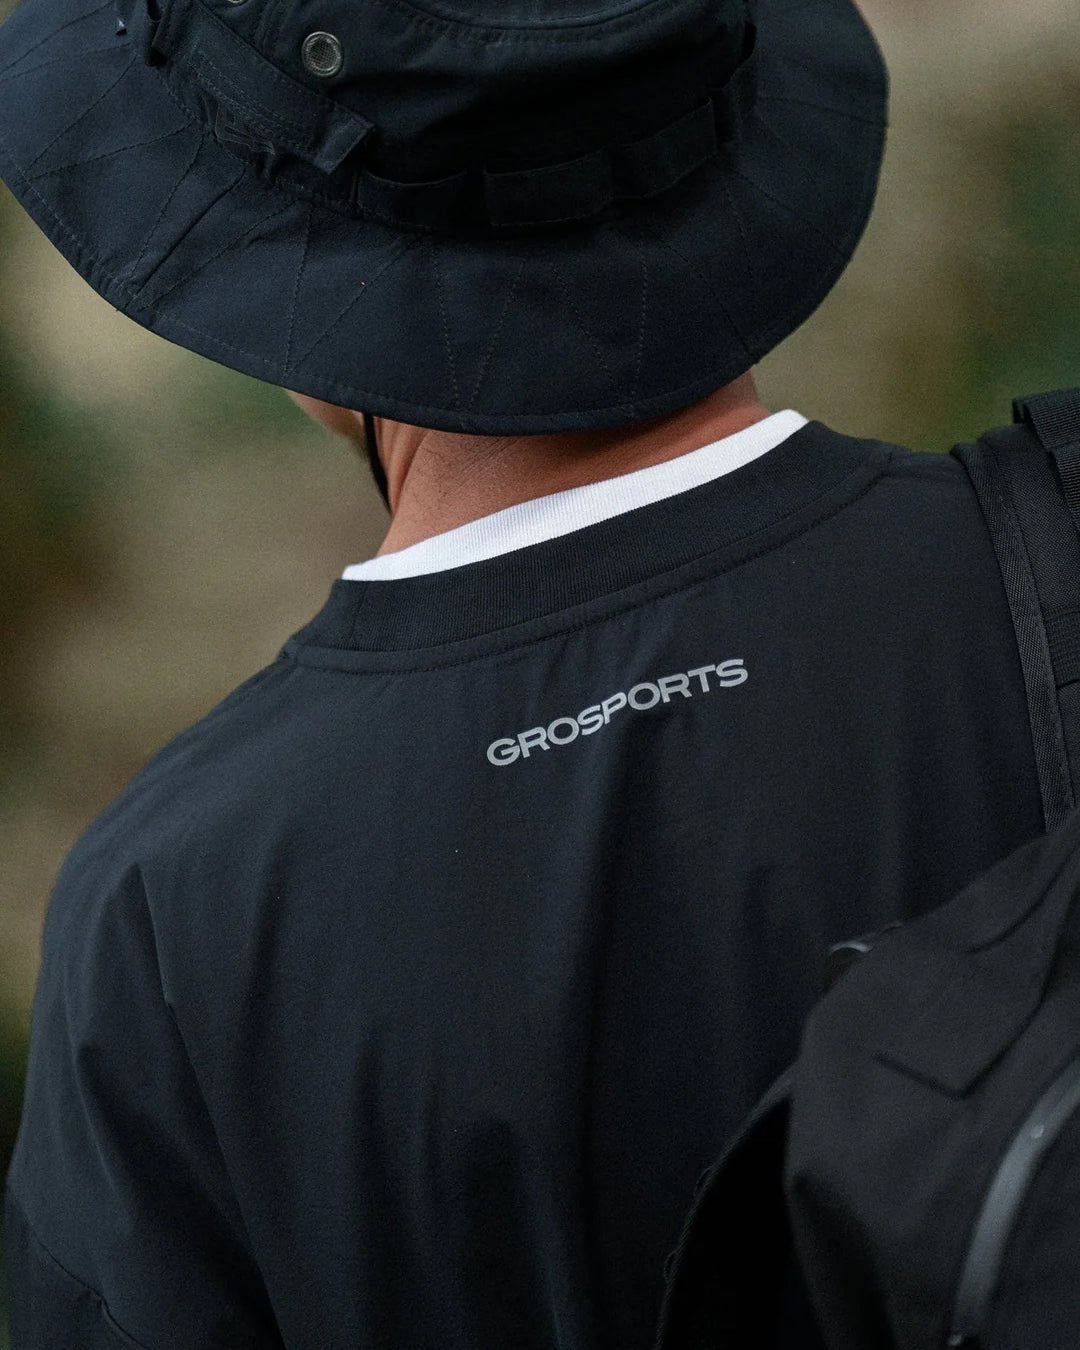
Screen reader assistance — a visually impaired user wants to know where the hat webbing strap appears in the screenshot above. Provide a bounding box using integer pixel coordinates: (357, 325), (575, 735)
(358, 24), (757, 232)
(120, 0), (374, 174)
(119, 0), (757, 235)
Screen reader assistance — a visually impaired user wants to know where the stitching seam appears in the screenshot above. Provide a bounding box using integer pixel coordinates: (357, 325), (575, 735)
(0, 0), (113, 79)
(430, 233), (463, 414)
(25, 53), (136, 170)
(0, 41), (125, 87)
(284, 201), (314, 373)
(468, 252), (525, 411)
(195, 51), (316, 143)
(26, 123), (187, 181)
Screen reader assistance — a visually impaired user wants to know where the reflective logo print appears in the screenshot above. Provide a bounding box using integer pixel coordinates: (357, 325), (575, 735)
(486, 661), (748, 766)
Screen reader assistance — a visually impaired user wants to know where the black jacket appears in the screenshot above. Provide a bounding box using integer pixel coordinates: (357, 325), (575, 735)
(5, 421), (1043, 1349)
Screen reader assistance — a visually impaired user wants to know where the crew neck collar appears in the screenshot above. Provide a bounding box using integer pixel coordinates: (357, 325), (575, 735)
(285, 421), (897, 664)
(343, 410), (808, 581)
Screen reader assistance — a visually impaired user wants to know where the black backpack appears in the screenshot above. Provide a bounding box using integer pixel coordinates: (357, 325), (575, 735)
(654, 390), (1080, 1350)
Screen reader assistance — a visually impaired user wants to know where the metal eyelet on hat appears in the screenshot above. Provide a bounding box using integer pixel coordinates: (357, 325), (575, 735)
(301, 31), (344, 79)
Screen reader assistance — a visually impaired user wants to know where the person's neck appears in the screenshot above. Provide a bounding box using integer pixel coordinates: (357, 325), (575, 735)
(375, 373), (771, 556)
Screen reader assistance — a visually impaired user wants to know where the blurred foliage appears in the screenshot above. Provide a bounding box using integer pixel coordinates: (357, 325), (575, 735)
(955, 78), (1080, 428)
(897, 61), (1080, 451)
(177, 356), (322, 461)
(0, 193), (102, 1344)
(0, 217), (118, 797)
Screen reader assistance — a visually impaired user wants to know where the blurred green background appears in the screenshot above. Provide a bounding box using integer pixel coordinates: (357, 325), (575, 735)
(0, 0), (1078, 1341)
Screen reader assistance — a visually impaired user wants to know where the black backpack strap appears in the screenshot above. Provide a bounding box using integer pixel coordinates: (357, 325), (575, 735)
(951, 389), (1080, 830)
(1015, 389), (1080, 533)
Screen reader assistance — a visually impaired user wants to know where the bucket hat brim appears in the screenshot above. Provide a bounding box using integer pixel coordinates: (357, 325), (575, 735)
(0, 0), (886, 435)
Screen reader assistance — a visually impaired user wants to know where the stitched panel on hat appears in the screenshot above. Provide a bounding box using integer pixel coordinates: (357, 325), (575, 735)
(342, 231), (537, 423)
(714, 160), (844, 352)
(451, 219), (739, 421)
(0, 65), (210, 282)
(0, 19), (138, 174)
(601, 219), (751, 413)
(439, 229), (641, 421)
(280, 209), (433, 394)
(126, 175), (317, 366)
(0, 0), (113, 96)
(766, 0), (886, 124)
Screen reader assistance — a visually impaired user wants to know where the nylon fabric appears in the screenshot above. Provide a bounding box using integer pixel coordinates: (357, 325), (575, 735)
(4, 421), (1045, 1350)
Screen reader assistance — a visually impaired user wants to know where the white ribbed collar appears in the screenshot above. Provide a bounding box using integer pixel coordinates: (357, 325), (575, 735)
(342, 409), (808, 582)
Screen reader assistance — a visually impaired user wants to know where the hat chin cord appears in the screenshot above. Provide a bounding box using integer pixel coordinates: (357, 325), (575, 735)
(362, 411), (391, 510)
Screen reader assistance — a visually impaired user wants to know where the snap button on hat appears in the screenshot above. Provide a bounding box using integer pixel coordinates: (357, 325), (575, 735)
(301, 31), (344, 79)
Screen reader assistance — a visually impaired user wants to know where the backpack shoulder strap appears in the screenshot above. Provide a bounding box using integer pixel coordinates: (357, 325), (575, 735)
(951, 389), (1080, 830)
(1015, 388), (1080, 529)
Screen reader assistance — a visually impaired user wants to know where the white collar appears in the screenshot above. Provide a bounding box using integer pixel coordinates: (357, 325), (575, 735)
(343, 409), (808, 582)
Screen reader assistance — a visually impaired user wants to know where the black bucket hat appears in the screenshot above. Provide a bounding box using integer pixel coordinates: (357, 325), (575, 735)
(0, 0), (886, 435)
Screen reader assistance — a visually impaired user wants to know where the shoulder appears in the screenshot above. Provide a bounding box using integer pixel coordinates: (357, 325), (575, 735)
(815, 421), (981, 497)
(810, 424), (995, 549)
(877, 442), (976, 490)
(875, 440), (990, 540)
(42, 654), (306, 970)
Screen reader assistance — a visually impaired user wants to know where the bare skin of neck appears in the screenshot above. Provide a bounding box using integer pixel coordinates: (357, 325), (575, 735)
(288, 371), (771, 557)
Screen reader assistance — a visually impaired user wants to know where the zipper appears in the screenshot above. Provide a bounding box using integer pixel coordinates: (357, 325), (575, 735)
(946, 1050), (1080, 1348)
